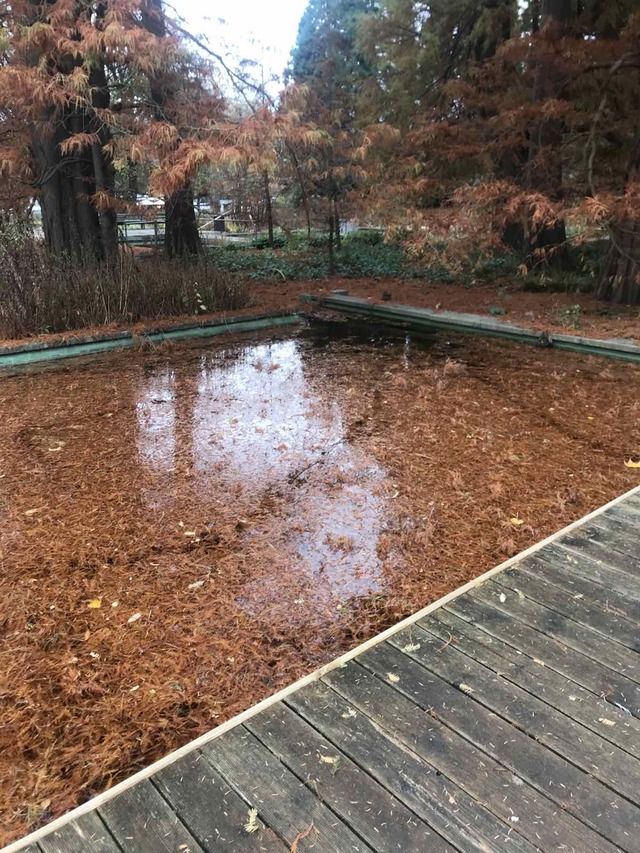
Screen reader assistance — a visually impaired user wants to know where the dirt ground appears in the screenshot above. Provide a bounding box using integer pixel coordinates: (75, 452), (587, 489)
(1, 276), (638, 350)
(0, 323), (639, 845)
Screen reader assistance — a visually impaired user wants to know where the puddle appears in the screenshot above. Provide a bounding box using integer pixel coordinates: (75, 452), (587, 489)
(132, 329), (427, 614)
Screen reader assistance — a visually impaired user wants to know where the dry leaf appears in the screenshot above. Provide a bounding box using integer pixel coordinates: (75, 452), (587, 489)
(88, 598), (102, 609)
(402, 642), (421, 653)
(624, 459), (640, 468)
(341, 708), (357, 719)
(127, 612), (142, 624)
(24, 508), (44, 517)
(459, 683), (474, 694)
(509, 517), (524, 526)
(188, 580), (204, 590)
(387, 672), (400, 683)
(499, 593), (506, 603)
(291, 823), (314, 852)
(599, 718), (615, 727)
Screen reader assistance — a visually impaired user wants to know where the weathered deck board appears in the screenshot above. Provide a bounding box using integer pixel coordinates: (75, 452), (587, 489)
(37, 813), (120, 853)
(448, 593), (640, 714)
(424, 608), (640, 757)
(6, 487), (640, 853)
(357, 642), (640, 851)
(388, 623), (640, 802)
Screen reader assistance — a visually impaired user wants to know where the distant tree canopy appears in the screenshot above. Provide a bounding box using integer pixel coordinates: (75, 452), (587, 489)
(1, 0), (640, 303)
(289, 0), (640, 303)
(0, 0), (232, 259)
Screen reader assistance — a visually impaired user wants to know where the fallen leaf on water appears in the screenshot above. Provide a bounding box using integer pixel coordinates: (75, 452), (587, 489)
(624, 459), (640, 468)
(88, 599), (102, 609)
(127, 612), (142, 624)
(244, 808), (260, 834)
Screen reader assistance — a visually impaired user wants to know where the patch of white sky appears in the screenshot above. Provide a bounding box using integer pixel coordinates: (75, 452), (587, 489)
(171, 0), (310, 96)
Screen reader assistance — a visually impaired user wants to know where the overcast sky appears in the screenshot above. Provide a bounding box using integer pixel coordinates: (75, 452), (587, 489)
(172, 0), (309, 90)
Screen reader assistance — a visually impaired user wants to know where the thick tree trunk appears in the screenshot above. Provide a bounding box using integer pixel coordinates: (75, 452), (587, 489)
(27, 1), (117, 261)
(596, 229), (640, 304)
(30, 115), (111, 259)
(165, 185), (201, 258)
(142, 0), (200, 257)
(596, 136), (640, 304)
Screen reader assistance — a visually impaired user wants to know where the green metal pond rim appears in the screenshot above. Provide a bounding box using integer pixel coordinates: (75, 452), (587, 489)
(0, 313), (302, 369)
(301, 293), (640, 364)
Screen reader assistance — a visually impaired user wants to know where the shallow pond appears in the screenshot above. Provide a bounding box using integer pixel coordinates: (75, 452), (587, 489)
(1, 322), (638, 843)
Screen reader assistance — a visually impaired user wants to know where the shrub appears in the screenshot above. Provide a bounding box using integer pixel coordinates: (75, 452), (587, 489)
(0, 228), (248, 338)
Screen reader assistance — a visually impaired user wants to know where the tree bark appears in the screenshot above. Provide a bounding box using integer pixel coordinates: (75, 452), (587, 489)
(165, 185), (201, 258)
(142, 0), (201, 257)
(328, 207), (336, 275)
(263, 169), (274, 247)
(26, 0), (117, 261)
(524, 0), (572, 267)
(596, 135), (640, 304)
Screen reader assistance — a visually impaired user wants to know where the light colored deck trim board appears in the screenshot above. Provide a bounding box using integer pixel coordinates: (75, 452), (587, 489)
(4, 483), (640, 853)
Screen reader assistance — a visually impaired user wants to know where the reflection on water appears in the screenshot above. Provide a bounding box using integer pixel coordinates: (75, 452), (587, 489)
(134, 334), (396, 609)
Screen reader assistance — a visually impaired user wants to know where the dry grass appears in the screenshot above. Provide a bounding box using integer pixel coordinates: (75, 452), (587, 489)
(0, 228), (248, 338)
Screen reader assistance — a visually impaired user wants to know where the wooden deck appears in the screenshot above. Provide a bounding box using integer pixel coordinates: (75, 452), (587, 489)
(7, 488), (640, 853)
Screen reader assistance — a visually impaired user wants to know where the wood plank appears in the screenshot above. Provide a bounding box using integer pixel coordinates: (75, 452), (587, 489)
(99, 779), (205, 853)
(605, 495), (640, 519)
(387, 622), (640, 804)
(588, 516), (640, 554)
(323, 661), (622, 853)
(564, 524), (640, 567)
(287, 678), (539, 853)
(359, 641), (640, 853)
(494, 567), (639, 649)
(16, 847), (42, 853)
(447, 593), (640, 716)
(202, 726), (374, 852)
(38, 812), (121, 853)
(152, 750), (288, 852)
(246, 701), (457, 853)
(559, 532), (640, 578)
(519, 552), (640, 624)
(425, 608), (640, 758)
(546, 542), (640, 600)
(473, 581), (640, 684)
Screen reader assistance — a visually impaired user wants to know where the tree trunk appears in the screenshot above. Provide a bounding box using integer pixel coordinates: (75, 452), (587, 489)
(328, 208), (336, 276)
(333, 198), (341, 250)
(26, 1), (117, 261)
(596, 135), (640, 304)
(165, 185), (201, 258)
(263, 170), (274, 247)
(142, 0), (200, 257)
(30, 115), (112, 260)
(524, 0), (572, 267)
(596, 230), (640, 304)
